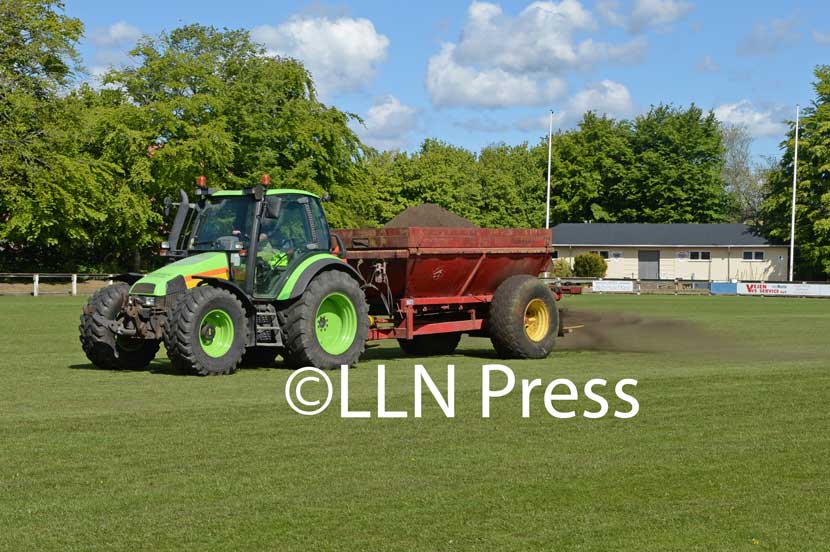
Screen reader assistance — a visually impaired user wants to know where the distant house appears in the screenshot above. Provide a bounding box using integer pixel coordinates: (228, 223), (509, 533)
(551, 223), (788, 281)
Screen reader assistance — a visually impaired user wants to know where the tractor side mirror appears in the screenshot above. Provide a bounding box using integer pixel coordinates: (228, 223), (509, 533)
(264, 197), (282, 219)
(163, 197), (172, 217)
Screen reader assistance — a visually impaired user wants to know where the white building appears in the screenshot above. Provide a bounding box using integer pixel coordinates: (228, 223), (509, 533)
(552, 223), (788, 281)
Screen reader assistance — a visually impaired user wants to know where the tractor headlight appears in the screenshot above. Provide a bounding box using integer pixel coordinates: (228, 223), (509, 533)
(139, 296), (156, 307)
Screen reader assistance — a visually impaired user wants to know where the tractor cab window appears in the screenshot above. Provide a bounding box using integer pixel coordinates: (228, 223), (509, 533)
(254, 194), (329, 296)
(190, 196), (255, 251)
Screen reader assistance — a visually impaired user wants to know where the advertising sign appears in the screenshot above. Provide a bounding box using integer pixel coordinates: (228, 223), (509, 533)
(592, 280), (635, 293)
(737, 282), (830, 297)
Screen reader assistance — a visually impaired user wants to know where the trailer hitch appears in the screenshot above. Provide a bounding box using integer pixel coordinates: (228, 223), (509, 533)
(91, 313), (138, 336)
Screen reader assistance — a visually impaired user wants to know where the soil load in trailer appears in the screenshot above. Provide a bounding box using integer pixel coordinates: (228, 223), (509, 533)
(336, 227), (560, 358)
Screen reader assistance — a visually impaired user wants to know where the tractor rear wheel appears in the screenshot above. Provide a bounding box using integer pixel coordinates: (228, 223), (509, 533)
(398, 333), (462, 356)
(79, 283), (160, 370)
(281, 270), (368, 369)
(167, 286), (247, 375)
(488, 275), (558, 359)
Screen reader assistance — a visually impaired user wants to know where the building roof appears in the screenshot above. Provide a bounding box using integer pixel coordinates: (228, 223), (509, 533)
(552, 223), (777, 247)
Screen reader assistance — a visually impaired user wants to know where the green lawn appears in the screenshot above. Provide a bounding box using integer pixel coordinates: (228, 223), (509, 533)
(0, 294), (828, 551)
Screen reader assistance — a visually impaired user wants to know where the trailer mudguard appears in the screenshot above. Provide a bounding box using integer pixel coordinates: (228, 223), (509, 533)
(276, 253), (362, 301)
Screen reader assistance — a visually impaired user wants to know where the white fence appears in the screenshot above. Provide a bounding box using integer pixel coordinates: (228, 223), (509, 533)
(0, 273), (116, 296)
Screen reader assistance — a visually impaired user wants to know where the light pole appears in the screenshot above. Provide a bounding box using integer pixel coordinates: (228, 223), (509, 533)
(545, 110), (554, 229)
(789, 104), (800, 282)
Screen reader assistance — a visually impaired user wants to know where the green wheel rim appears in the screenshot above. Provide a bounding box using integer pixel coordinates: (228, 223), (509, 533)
(199, 309), (235, 358)
(315, 292), (358, 356)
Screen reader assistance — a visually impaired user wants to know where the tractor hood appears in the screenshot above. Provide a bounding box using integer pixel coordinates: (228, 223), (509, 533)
(129, 252), (230, 297)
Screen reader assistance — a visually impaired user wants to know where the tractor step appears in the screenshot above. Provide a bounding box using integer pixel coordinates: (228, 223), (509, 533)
(254, 305), (283, 346)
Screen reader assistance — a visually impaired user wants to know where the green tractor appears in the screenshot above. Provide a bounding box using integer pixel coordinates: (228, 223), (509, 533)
(79, 176), (368, 375)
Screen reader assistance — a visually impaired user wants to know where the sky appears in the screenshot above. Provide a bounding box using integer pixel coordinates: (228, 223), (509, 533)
(66, 0), (830, 160)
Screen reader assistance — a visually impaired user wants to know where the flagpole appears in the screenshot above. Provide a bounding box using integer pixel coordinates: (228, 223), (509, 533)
(789, 104), (800, 282)
(545, 111), (553, 230)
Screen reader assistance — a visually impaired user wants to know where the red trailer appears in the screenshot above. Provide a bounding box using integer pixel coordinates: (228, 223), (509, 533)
(336, 227), (560, 358)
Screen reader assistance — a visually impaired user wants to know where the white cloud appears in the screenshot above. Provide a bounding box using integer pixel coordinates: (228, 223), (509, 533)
(695, 54), (719, 73)
(596, 0), (626, 27)
(567, 79), (635, 117)
(737, 17), (801, 56)
(516, 80), (634, 130)
(251, 16), (389, 95)
(425, 1), (645, 109)
(714, 100), (787, 138)
(427, 43), (567, 108)
(452, 1), (645, 73)
(90, 21), (142, 48)
(628, 0), (693, 33)
(813, 30), (830, 45)
(354, 96), (418, 151)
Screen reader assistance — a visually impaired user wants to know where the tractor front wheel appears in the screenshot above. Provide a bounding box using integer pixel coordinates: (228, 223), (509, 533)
(281, 270), (369, 370)
(79, 283), (160, 370)
(167, 286), (247, 376)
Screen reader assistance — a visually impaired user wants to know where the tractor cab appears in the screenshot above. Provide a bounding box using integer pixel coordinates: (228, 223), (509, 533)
(163, 177), (333, 298)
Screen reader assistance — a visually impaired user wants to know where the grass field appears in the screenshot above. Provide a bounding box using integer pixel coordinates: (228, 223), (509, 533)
(0, 294), (828, 551)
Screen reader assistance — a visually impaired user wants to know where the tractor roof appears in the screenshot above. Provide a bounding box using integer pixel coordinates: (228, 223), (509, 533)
(211, 188), (320, 199)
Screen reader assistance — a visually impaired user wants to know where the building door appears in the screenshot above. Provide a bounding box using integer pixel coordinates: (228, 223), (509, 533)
(638, 250), (660, 279)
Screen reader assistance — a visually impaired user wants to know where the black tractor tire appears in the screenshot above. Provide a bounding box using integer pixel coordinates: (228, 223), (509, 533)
(281, 270), (369, 370)
(398, 333), (462, 356)
(79, 283), (160, 370)
(167, 286), (247, 376)
(241, 346), (281, 367)
(488, 275), (558, 359)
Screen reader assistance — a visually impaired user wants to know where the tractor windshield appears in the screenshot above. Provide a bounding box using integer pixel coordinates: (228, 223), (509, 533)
(190, 196), (255, 251)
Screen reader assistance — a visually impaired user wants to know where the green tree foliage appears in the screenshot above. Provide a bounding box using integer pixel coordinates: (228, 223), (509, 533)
(622, 105), (728, 223)
(760, 66), (830, 278)
(573, 253), (607, 278)
(476, 143), (544, 227)
(95, 25), (368, 232)
(0, 0), (124, 270)
(550, 258), (573, 278)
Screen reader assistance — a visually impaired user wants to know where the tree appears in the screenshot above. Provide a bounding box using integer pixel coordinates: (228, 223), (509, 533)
(0, 1), (124, 271)
(93, 25), (369, 254)
(760, 66), (830, 278)
(625, 104), (730, 223)
(541, 113), (634, 225)
(550, 258), (573, 278)
(721, 124), (771, 223)
(477, 143), (542, 227)
(573, 253), (607, 278)
(375, 139), (481, 224)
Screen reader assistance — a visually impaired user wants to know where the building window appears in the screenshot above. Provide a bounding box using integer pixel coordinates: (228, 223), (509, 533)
(590, 250), (610, 259)
(552, 250), (559, 259)
(610, 251), (623, 260)
(743, 251), (765, 261)
(689, 251), (711, 261)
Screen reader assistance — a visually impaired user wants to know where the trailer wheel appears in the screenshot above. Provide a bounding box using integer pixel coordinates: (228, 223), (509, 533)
(167, 286), (247, 375)
(79, 283), (160, 370)
(398, 333), (462, 356)
(281, 270), (369, 370)
(489, 275), (558, 359)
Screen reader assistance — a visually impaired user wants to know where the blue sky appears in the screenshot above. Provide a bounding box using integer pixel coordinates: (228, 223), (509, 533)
(66, 0), (829, 159)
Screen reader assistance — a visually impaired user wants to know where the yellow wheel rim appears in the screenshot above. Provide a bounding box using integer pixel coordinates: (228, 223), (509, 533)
(524, 299), (550, 342)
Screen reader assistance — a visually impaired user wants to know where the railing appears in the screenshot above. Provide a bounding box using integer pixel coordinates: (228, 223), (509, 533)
(0, 273), (117, 296)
